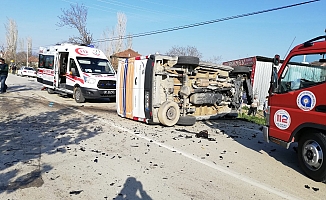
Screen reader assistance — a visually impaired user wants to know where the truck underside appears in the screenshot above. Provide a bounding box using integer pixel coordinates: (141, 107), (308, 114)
(151, 55), (253, 125)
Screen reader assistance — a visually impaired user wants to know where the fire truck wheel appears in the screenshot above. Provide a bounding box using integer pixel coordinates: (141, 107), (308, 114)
(298, 131), (326, 182)
(47, 88), (55, 94)
(158, 101), (180, 127)
(74, 87), (85, 103)
(177, 56), (199, 66)
(177, 116), (196, 126)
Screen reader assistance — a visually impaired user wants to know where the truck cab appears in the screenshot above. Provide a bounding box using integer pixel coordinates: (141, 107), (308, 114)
(264, 36), (326, 182)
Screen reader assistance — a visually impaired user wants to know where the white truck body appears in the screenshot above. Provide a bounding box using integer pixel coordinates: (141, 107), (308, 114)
(117, 55), (251, 126)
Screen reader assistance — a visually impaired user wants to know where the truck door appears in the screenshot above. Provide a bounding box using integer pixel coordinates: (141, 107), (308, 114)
(269, 53), (326, 142)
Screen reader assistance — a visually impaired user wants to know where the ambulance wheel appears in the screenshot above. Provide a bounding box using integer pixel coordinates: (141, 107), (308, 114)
(177, 115), (196, 126)
(177, 56), (199, 66)
(298, 131), (326, 182)
(158, 101), (180, 127)
(74, 87), (85, 103)
(47, 88), (55, 94)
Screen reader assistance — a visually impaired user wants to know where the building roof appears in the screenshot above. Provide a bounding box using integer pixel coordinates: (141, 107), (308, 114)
(112, 49), (141, 58)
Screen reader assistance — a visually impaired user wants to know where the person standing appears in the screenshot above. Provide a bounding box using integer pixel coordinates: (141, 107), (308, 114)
(0, 58), (9, 93)
(248, 96), (259, 116)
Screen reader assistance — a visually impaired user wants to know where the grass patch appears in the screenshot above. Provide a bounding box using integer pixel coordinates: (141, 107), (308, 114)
(238, 108), (266, 125)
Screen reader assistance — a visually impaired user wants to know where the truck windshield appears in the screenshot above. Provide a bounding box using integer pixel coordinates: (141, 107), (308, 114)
(279, 53), (326, 92)
(76, 57), (115, 74)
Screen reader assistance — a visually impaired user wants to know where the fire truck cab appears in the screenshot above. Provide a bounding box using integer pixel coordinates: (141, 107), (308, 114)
(264, 35), (326, 182)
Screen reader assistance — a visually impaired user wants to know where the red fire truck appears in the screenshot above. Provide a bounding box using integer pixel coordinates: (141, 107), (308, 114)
(263, 35), (326, 182)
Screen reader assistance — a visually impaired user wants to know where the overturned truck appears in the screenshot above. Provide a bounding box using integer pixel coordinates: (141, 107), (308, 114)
(116, 55), (253, 126)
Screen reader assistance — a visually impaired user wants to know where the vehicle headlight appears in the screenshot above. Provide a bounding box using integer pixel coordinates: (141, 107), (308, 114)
(84, 76), (96, 84)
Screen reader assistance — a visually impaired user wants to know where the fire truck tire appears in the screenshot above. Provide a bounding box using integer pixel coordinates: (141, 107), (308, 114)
(298, 131), (326, 182)
(47, 88), (55, 94)
(177, 115), (196, 126)
(158, 101), (180, 127)
(177, 56), (199, 66)
(74, 87), (85, 103)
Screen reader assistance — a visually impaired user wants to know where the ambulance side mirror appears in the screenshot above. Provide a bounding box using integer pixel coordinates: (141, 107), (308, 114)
(70, 68), (76, 76)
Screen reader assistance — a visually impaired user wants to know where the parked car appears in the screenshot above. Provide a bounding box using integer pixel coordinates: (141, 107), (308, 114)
(17, 66), (37, 77)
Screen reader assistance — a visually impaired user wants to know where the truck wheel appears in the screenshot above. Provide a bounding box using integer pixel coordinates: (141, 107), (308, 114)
(177, 115), (196, 126)
(47, 88), (55, 94)
(298, 131), (326, 182)
(231, 66), (251, 74)
(158, 101), (180, 126)
(74, 87), (85, 103)
(177, 56), (199, 66)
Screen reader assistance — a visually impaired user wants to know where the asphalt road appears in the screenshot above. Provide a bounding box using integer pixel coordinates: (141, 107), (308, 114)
(0, 74), (325, 200)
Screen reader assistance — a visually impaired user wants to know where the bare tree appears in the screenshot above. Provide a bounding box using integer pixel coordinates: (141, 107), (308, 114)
(205, 55), (223, 64)
(57, 3), (93, 45)
(5, 18), (18, 63)
(115, 12), (127, 53)
(166, 45), (203, 59)
(126, 33), (133, 50)
(100, 12), (132, 59)
(100, 27), (115, 59)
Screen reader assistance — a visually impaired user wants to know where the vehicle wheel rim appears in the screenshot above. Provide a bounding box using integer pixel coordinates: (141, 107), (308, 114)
(302, 140), (323, 171)
(166, 106), (177, 120)
(75, 90), (80, 100)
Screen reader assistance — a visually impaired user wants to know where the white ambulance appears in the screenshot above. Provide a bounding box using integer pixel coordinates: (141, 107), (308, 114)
(117, 55), (251, 126)
(38, 44), (116, 103)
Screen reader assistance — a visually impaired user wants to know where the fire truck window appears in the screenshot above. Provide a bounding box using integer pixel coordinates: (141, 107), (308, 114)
(279, 53), (326, 93)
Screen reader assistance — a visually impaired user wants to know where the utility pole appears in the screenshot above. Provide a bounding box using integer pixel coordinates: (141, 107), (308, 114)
(26, 40), (29, 67)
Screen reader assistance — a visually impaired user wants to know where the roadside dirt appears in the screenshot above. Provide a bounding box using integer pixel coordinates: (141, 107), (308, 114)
(0, 74), (325, 200)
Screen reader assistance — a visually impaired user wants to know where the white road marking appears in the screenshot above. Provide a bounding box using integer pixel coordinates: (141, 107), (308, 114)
(70, 108), (299, 200)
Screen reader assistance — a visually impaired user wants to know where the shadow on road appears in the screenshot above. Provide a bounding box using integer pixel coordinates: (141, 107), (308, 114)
(114, 177), (152, 200)
(200, 119), (303, 176)
(0, 96), (103, 193)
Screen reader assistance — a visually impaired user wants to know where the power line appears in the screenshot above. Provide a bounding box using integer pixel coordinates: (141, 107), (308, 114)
(93, 0), (320, 43)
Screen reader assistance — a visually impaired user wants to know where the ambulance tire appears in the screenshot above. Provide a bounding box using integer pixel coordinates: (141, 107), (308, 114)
(47, 88), (55, 94)
(158, 101), (180, 127)
(177, 56), (199, 66)
(74, 87), (85, 103)
(298, 131), (326, 182)
(177, 116), (196, 126)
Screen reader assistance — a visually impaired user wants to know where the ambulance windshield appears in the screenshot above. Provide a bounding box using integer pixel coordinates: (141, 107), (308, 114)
(77, 57), (115, 74)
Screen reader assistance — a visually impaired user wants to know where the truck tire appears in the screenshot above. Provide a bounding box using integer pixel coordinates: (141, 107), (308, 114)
(177, 115), (196, 126)
(231, 66), (250, 74)
(47, 88), (55, 94)
(158, 101), (180, 126)
(297, 131), (326, 182)
(74, 87), (85, 103)
(177, 56), (199, 66)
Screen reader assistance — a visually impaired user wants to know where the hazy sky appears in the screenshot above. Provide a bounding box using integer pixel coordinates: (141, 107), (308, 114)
(0, 0), (325, 61)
